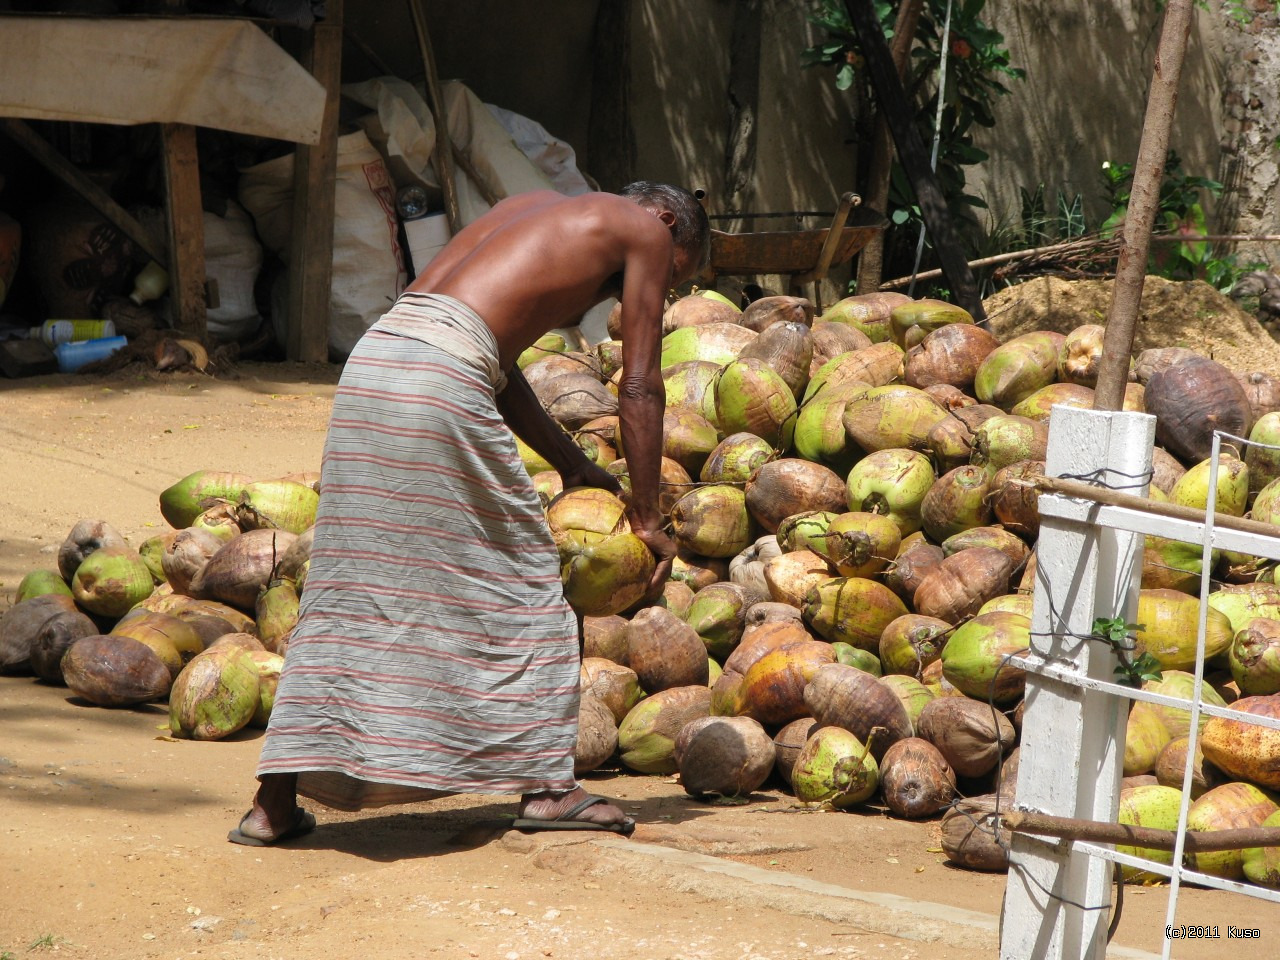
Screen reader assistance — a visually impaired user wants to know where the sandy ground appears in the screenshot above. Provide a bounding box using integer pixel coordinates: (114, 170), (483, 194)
(2, 362), (1278, 960)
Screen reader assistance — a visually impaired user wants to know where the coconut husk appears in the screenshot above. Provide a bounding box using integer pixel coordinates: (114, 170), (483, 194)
(772, 716), (818, 787)
(663, 294), (741, 334)
(535, 372), (618, 428)
(923, 383), (977, 410)
(810, 322), (871, 375)
(581, 658), (643, 725)
(1146, 355), (1254, 462)
(574, 693), (619, 774)
(162, 527), (225, 596)
(737, 320), (813, 397)
(189, 529), (299, 613)
(903, 324), (999, 390)
(57, 519), (129, 582)
(62, 634), (173, 706)
(29, 608), (99, 684)
(989, 460), (1044, 539)
(583, 615), (630, 664)
(744, 459), (847, 533)
(913, 547), (1015, 625)
(880, 737), (957, 818)
(0, 594), (78, 674)
(740, 295), (814, 333)
(941, 794), (1012, 871)
(917, 696), (1016, 779)
(625, 606), (709, 693)
(803, 663), (911, 760)
(675, 715), (776, 797)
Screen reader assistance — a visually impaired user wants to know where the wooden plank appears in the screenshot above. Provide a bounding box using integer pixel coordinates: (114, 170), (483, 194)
(286, 1), (344, 363)
(1000, 406), (1154, 960)
(407, 0), (462, 234)
(160, 123), (206, 340)
(843, 0), (985, 322)
(0, 118), (167, 268)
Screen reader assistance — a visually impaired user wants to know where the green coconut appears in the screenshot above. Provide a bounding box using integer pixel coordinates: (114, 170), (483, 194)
(1116, 784), (1185, 882)
(1242, 809), (1280, 888)
(190, 503), (242, 543)
(1229, 618), (1280, 695)
(1142, 670), (1230, 739)
(939, 611), (1031, 705)
(977, 593), (1033, 618)
(973, 331), (1064, 409)
(159, 470), (255, 529)
(844, 448), (936, 538)
(1168, 454), (1250, 518)
(713, 358), (797, 451)
(775, 510), (838, 555)
(660, 322), (757, 368)
(802, 342), (905, 402)
(1008, 382), (1096, 422)
(71, 546), (155, 619)
(792, 380), (871, 467)
(255, 577), (300, 654)
(841, 385), (951, 455)
(1135, 589), (1234, 670)
(969, 415), (1048, 472)
(817, 291), (911, 343)
(791, 726), (879, 808)
(700, 432), (776, 484)
(1123, 702), (1172, 776)
(517, 332), (569, 369)
(670, 485), (754, 559)
(58, 519), (130, 582)
(1185, 781), (1280, 879)
(1141, 534), (1219, 592)
(1245, 412), (1280, 498)
(561, 533), (655, 617)
(1252, 476), (1280, 526)
(234, 479), (320, 535)
(168, 647), (262, 740)
(15, 570), (73, 604)
(814, 512), (901, 578)
(247, 649), (286, 728)
(878, 674), (935, 733)
(830, 642), (883, 675)
(802, 577), (908, 653)
(683, 582), (754, 662)
(888, 298), (973, 349)
(1057, 324), (1106, 386)
(617, 685), (712, 774)
(879, 614), (951, 678)
(664, 360), (722, 414)
(111, 611), (204, 674)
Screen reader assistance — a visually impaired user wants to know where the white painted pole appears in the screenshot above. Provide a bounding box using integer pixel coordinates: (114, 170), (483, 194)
(999, 406), (1156, 960)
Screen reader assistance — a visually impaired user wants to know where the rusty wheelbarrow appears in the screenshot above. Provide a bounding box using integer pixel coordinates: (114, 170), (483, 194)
(700, 192), (887, 312)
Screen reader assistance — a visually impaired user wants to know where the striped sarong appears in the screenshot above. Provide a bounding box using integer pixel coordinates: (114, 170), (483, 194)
(256, 292), (580, 811)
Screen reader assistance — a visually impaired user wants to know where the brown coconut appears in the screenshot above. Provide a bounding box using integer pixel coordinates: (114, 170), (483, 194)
(762, 549), (833, 608)
(580, 657), (644, 724)
(803, 663), (912, 760)
(738, 320), (814, 397)
(575, 693), (620, 775)
(1154, 735), (1227, 799)
(586, 616), (629, 670)
(1200, 695), (1280, 789)
(0, 594), (78, 674)
(625, 606), (709, 693)
(57, 519), (129, 582)
(810, 322), (872, 375)
(189, 529), (299, 612)
(1238, 370), (1280, 423)
(535, 372), (619, 428)
(731, 639), (836, 726)
(884, 541), (945, 605)
(29, 608), (100, 684)
(674, 715), (777, 797)
(61, 634), (173, 706)
(740, 295), (815, 333)
(1133, 346), (1201, 385)
(670, 551), (729, 592)
(903, 324), (999, 390)
(663, 294), (741, 334)
(913, 547), (1016, 625)
(745, 601), (805, 629)
(942, 794), (1012, 871)
(923, 383), (977, 411)
(917, 696), (1016, 778)
(879, 737), (957, 818)
(989, 460), (1044, 539)
(522, 351), (603, 392)
(773, 716), (818, 787)
(1145, 355), (1254, 462)
(162, 526), (226, 596)
(744, 459), (848, 533)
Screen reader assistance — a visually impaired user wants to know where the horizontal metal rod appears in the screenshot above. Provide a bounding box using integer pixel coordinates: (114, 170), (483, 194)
(1030, 474), (1280, 541)
(1005, 809), (1280, 852)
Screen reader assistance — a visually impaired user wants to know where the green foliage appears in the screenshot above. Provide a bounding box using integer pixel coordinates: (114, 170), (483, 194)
(1101, 150), (1264, 292)
(1092, 616), (1163, 687)
(803, 0), (1024, 237)
(1019, 184), (1087, 246)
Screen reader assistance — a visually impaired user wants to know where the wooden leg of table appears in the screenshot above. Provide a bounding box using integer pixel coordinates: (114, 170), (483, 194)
(286, 3), (343, 363)
(160, 122), (207, 341)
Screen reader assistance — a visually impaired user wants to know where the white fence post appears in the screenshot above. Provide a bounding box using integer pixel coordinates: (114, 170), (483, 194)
(999, 406), (1156, 960)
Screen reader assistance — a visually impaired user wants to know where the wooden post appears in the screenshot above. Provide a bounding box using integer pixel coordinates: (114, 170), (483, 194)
(843, 0), (985, 322)
(587, 0), (636, 191)
(406, 0), (463, 235)
(160, 123), (206, 340)
(1093, 0), (1195, 411)
(286, 0), (343, 363)
(855, 0), (924, 294)
(999, 406), (1155, 960)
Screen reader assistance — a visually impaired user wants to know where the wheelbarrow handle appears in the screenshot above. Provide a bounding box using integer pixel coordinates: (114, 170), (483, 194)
(795, 192), (860, 286)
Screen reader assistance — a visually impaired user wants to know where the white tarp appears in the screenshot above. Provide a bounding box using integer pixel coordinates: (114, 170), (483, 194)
(0, 17), (325, 144)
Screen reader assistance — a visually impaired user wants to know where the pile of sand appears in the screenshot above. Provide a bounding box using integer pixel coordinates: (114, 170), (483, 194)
(982, 276), (1280, 376)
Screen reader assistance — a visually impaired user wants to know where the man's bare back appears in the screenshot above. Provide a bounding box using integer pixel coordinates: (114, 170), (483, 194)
(409, 191), (693, 371)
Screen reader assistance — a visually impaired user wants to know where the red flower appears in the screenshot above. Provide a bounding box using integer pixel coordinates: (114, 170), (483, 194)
(949, 37), (973, 59)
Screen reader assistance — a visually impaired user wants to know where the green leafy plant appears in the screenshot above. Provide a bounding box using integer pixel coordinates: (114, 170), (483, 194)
(1092, 616), (1162, 687)
(1100, 149), (1264, 292)
(26, 935), (69, 952)
(802, 0), (1024, 244)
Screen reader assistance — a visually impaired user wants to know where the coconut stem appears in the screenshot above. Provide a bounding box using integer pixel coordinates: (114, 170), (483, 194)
(1003, 809), (1280, 853)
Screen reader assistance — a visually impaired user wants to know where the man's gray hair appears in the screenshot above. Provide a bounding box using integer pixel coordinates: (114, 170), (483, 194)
(618, 181), (711, 267)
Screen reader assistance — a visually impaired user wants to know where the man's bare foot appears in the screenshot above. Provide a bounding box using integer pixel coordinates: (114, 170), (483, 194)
(228, 773), (314, 846)
(517, 785), (633, 831)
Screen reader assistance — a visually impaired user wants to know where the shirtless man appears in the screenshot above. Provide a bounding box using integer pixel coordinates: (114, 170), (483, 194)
(229, 183), (710, 845)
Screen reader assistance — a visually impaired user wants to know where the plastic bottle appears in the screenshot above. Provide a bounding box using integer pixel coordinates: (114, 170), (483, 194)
(130, 261), (169, 305)
(30, 319), (116, 347)
(54, 336), (128, 373)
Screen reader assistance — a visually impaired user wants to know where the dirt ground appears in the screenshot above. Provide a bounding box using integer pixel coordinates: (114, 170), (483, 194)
(2, 361), (1279, 960)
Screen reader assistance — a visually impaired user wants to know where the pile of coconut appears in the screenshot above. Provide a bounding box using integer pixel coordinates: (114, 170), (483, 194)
(3, 285), (1280, 887)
